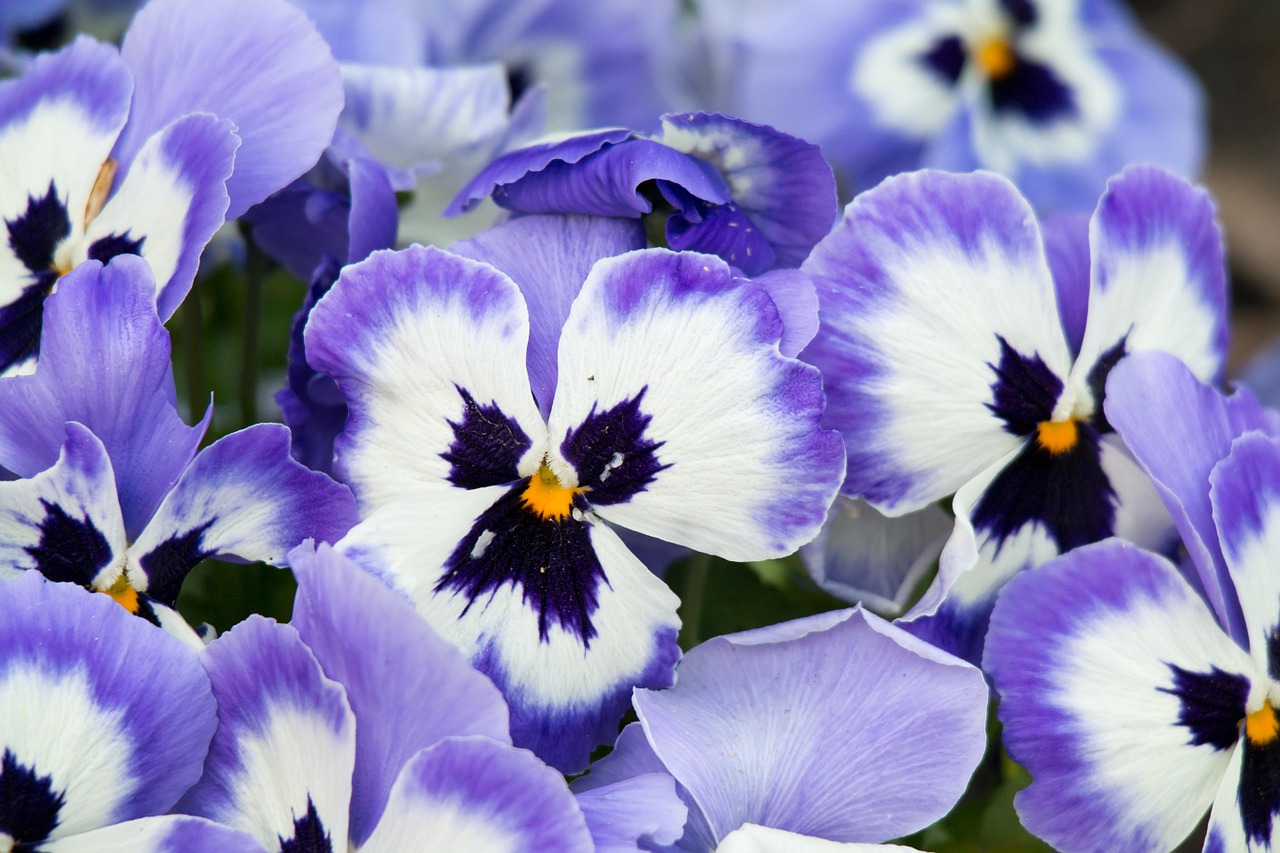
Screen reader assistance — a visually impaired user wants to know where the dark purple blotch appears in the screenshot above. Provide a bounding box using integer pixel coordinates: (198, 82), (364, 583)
(921, 35), (966, 86)
(278, 797), (333, 853)
(1240, 735), (1280, 846)
(137, 519), (216, 606)
(989, 57), (1076, 124)
(24, 498), (114, 588)
(86, 231), (145, 266)
(1157, 663), (1249, 751)
(441, 386), (531, 490)
(1, 182), (70, 372)
(1085, 335), (1129, 434)
(0, 748), (65, 846)
(985, 334), (1061, 437)
(560, 388), (669, 507)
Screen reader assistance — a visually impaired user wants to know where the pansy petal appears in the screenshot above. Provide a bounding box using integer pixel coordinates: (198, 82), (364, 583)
(1041, 211), (1091, 357)
(801, 496), (948, 617)
(0, 423), (124, 591)
(1209, 434), (1280, 673)
(445, 128), (636, 216)
(115, 0), (343, 219)
(550, 249), (843, 558)
(338, 499), (681, 773)
(570, 722), (670, 793)
(1204, 736), (1280, 853)
(37, 816), (262, 853)
(574, 772), (687, 853)
(359, 737), (593, 853)
(1070, 166), (1227, 404)
(1106, 351), (1275, 646)
(747, 268), (818, 358)
(305, 245), (546, 509)
(716, 824), (918, 853)
(801, 169), (1070, 512)
(986, 540), (1259, 853)
(125, 424), (355, 606)
(176, 617), (354, 853)
(0, 36), (132, 373)
(0, 257), (207, 538)
(0, 572), (216, 840)
(659, 112), (838, 269)
(634, 609), (987, 844)
(75, 113), (237, 321)
(345, 156), (399, 264)
(451, 214), (646, 416)
(289, 542), (511, 847)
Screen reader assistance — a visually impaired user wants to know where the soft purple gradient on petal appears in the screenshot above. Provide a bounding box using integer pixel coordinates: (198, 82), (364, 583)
(38, 816), (264, 852)
(744, 268), (818, 358)
(0, 34), (131, 135)
(635, 608), (987, 845)
(290, 542), (512, 846)
(451, 214), (645, 416)
(115, 0), (343, 219)
(1042, 212), (1091, 356)
(574, 772), (688, 853)
(0, 258), (207, 538)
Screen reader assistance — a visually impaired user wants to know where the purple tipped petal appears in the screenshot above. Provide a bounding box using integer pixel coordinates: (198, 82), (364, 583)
(0, 257), (207, 538)
(115, 0), (343, 219)
(1042, 212), (1091, 356)
(451, 214), (645, 416)
(0, 572), (216, 835)
(634, 608), (988, 845)
(289, 542), (511, 847)
(125, 424), (354, 606)
(38, 816), (263, 852)
(986, 540), (1258, 853)
(574, 773), (688, 853)
(746, 268), (818, 358)
(358, 737), (593, 853)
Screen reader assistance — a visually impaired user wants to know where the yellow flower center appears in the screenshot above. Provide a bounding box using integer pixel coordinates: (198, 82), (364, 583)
(1036, 418), (1079, 455)
(1246, 701), (1279, 745)
(976, 38), (1017, 79)
(98, 573), (141, 614)
(520, 463), (583, 520)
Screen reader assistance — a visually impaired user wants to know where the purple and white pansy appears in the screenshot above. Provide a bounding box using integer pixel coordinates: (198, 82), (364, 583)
(986, 352), (1280, 851)
(0, 0), (341, 374)
(802, 165), (1226, 663)
(0, 257), (356, 643)
(0, 571), (258, 850)
(305, 237), (844, 772)
(573, 607), (988, 852)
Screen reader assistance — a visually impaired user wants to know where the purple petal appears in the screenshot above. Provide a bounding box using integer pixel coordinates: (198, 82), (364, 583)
(0, 257), (207, 538)
(358, 737), (593, 852)
(1041, 211), (1091, 356)
(39, 816), (263, 852)
(175, 616), (355, 853)
(986, 540), (1257, 853)
(634, 608), (988, 845)
(451, 213), (645, 416)
(289, 542), (511, 847)
(115, 0), (343, 219)
(574, 773), (688, 853)
(744, 268), (818, 358)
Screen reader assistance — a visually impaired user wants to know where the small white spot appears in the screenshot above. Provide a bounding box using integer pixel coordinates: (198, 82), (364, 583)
(471, 530), (495, 559)
(607, 452), (624, 470)
(571, 508), (585, 522)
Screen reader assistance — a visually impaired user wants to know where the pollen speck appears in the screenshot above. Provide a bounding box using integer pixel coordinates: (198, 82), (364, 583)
(521, 462), (583, 520)
(1246, 701), (1279, 745)
(976, 38), (1016, 79)
(1036, 418), (1079, 455)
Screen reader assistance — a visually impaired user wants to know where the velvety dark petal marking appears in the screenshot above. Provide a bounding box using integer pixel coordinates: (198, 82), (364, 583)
(438, 485), (605, 645)
(86, 231), (146, 265)
(7, 182), (70, 275)
(137, 519), (215, 607)
(278, 797), (333, 853)
(441, 386), (531, 490)
(921, 35), (966, 86)
(0, 278), (51, 374)
(662, 192), (777, 278)
(1269, 628), (1280, 682)
(24, 498), (114, 588)
(1157, 664), (1250, 751)
(989, 56), (1077, 123)
(1240, 735), (1280, 846)
(1086, 335), (1129, 434)
(985, 334), (1062, 437)
(0, 748), (65, 846)
(971, 423), (1114, 552)
(999, 0), (1037, 27)
(559, 389), (669, 508)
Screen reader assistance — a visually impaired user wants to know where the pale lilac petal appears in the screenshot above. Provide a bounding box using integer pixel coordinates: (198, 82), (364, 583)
(38, 816), (263, 852)
(574, 773), (687, 853)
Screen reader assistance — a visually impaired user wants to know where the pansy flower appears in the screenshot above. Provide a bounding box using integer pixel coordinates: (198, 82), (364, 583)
(986, 352), (1280, 851)
(0, 0), (342, 373)
(0, 571), (258, 850)
(0, 257), (357, 643)
(573, 607), (988, 851)
(801, 166), (1226, 662)
(685, 0), (1203, 212)
(305, 240), (844, 771)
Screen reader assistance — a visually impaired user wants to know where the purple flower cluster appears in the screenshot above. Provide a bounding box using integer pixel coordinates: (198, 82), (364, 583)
(0, 0), (1271, 851)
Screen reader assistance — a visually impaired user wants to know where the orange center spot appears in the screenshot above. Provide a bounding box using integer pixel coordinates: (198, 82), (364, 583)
(1036, 418), (1079, 455)
(1246, 702), (1279, 745)
(521, 463), (582, 520)
(98, 574), (141, 614)
(976, 39), (1017, 79)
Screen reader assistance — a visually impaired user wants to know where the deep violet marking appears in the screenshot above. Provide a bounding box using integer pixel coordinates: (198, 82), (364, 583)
(437, 485), (606, 645)
(998, 0), (1037, 27)
(1157, 663), (1250, 751)
(921, 35), (966, 86)
(989, 56), (1077, 123)
(24, 499), (114, 588)
(985, 334), (1062, 437)
(1269, 627), (1280, 682)
(1085, 334), (1129, 434)
(560, 388), (669, 507)
(1240, 735), (1280, 846)
(278, 797), (334, 853)
(7, 182), (70, 275)
(86, 232), (146, 265)
(0, 280), (53, 373)
(0, 749), (66, 846)
(441, 385), (531, 490)
(137, 519), (216, 607)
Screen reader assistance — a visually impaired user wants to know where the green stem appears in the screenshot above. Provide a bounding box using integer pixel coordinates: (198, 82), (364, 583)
(239, 229), (266, 427)
(677, 552), (712, 650)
